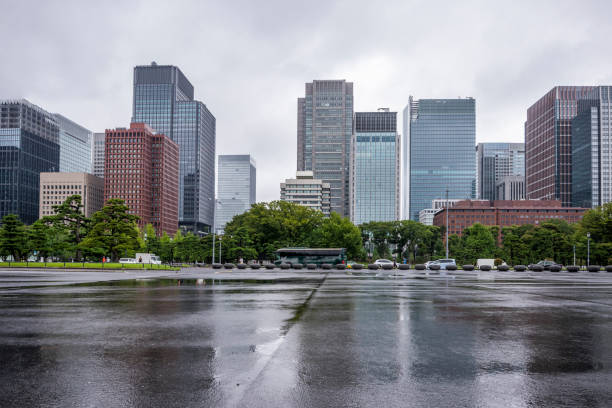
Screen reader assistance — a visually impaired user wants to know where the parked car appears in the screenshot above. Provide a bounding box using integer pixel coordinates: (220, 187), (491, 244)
(529, 260), (562, 270)
(119, 258), (137, 264)
(427, 259), (457, 270)
(374, 259), (394, 266)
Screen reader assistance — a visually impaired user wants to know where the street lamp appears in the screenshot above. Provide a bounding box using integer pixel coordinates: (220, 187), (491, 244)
(445, 188), (449, 259)
(211, 199), (221, 265)
(587, 232), (591, 267)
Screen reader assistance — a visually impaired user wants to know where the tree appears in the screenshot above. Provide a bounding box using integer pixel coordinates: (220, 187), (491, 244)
(460, 223), (496, 264)
(28, 218), (54, 261)
(52, 195), (90, 261)
(0, 214), (29, 261)
(224, 201), (325, 261)
(142, 224), (161, 255)
(80, 199), (140, 262)
(225, 226), (257, 262)
(309, 212), (363, 259)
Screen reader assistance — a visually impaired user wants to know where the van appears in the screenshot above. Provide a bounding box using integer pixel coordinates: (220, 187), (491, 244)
(476, 259), (495, 268)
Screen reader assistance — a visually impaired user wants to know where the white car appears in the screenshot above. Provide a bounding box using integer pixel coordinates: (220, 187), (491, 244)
(374, 259), (394, 266)
(427, 259), (456, 270)
(119, 258), (137, 264)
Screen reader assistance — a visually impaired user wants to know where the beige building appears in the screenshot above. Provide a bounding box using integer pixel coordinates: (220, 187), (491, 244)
(280, 171), (331, 215)
(39, 172), (104, 218)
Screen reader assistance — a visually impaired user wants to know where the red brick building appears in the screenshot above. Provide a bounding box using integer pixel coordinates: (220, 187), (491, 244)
(104, 123), (179, 236)
(433, 200), (587, 239)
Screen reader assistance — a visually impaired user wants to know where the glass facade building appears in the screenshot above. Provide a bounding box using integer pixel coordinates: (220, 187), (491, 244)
(407, 98), (476, 221)
(476, 142), (524, 200)
(92, 132), (106, 178)
(525, 86), (595, 206)
(53, 114), (92, 173)
(216, 155), (256, 233)
(352, 110), (399, 224)
(297, 80), (353, 217)
(132, 63), (216, 233)
(571, 86), (612, 208)
(0, 99), (60, 224)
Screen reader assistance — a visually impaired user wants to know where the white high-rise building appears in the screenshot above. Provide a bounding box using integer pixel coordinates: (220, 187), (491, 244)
(215, 155), (256, 233)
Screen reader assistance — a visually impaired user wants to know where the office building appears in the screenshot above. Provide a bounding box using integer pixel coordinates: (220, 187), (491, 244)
(280, 171), (331, 215)
(297, 80), (353, 217)
(496, 175), (526, 200)
(433, 200), (587, 239)
(92, 132), (106, 178)
(406, 97), (476, 221)
(0, 99), (60, 224)
(132, 62), (216, 233)
(54, 114), (92, 173)
(477, 143), (524, 200)
(418, 208), (439, 225)
(104, 123), (179, 236)
(216, 155), (256, 233)
(39, 172), (104, 218)
(351, 109), (400, 224)
(525, 86), (595, 206)
(571, 86), (612, 208)
(418, 198), (477, 225)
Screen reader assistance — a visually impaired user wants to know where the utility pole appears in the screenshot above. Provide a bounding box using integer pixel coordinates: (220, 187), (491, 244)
(573, 244), (576, 266)
(212, 199), (218, 265)
(445, 188), (449, 258)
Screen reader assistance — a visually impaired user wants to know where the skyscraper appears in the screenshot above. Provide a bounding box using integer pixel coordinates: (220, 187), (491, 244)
(571, 86), (612, 208)
(104, 123), (179, 236)
(297, 80), (353, 217)
(92, 132), (106, 179)
(216, 155), (256, 233)
(132, 62), (216, 233)
(351, 109), (400, 224)
(0, 99), (60, 224)
(54, 114), (92, 173)
(407, 97), (476, 221)
(476, 142), (524, 200)
(525, 86), (594, 206)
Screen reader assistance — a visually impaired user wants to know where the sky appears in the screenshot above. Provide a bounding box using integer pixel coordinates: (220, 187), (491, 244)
(2, 0), (612, 203)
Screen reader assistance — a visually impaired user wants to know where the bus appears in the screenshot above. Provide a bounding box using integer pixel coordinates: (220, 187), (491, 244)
(274, 248), (346, 266)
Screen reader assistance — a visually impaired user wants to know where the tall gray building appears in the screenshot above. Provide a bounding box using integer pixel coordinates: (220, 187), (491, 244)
(54, 114), (92, 173)
(476, 142), (524, 200)
(572, 86), (612, 208)
(132, 62), (216, 233)
(215, 155), (256, 233)
(297, 80), (353, 217)
(351, 109), (400, 224)
(406, 97), (476, 221)
(0, 99), (60, 224)
(92, 132), (106, 179)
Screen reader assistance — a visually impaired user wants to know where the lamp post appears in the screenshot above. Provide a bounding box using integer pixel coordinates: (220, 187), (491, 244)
(219, 235), (222, 264)
(587, 232), (591, 267)
(211, 199), (220, 265)
(445, 188), (449, 259)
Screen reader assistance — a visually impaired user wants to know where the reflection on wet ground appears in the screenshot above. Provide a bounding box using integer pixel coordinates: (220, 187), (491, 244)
(0, 269), (611, 407)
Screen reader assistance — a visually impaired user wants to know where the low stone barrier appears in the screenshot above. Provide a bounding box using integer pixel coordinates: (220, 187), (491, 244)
(462, 265), (474, 271)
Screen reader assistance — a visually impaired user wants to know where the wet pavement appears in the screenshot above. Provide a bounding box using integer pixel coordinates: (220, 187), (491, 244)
(1, 268), (611, 407)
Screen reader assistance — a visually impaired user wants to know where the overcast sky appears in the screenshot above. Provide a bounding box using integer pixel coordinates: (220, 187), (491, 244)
(2, 0), (612, 202)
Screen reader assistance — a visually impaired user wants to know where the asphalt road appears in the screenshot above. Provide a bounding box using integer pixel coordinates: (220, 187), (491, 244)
(0, 268), (611, 407)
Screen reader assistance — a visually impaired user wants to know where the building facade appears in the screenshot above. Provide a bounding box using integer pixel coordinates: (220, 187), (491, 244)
(418, 208), (439, 225)
(297, 80), (353, 217)
(525, 86), (595, 206)
(477, 142), (524, 200)
(39, 172), (104, 218)
(351, 110), (400, 224)
(418, 198), (477, 225)
(571, 86), (612, 208)
(216, 155), (256, 233)
(104, 123), (179, 236)
(280, 171), (331, 215)
(92, 132), (106, 178)
(496, 175), (526, 200)
(433, 199), (587, 239)
(407, 97), (476, 221)
(54, 114), (92, 173)
(0, 99), (60, 224)
(132, 62), (215, 233)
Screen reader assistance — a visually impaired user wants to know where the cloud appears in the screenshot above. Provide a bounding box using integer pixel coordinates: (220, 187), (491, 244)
(2, 0), (612, 202)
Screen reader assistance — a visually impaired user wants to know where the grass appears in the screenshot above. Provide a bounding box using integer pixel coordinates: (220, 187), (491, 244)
(0, 262), (180, 271)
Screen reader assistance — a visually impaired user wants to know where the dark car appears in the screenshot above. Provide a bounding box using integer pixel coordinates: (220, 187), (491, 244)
(529, 260), (562, 270)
